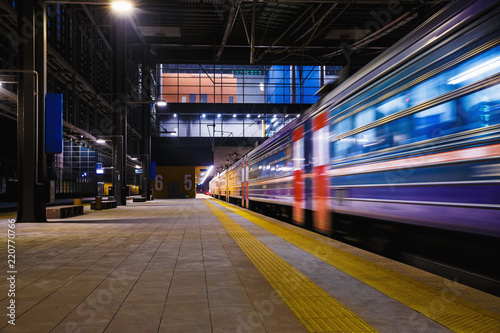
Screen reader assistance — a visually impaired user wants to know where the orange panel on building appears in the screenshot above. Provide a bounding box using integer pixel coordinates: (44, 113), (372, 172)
(161, 73), (237, 103)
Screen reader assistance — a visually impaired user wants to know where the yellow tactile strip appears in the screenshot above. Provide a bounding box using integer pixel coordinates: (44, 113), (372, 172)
(213, 199), (500, 333)
(204, 199), (377, 333)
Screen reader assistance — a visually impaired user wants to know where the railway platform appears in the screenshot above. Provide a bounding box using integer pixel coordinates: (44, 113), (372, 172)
(0, 196), (499, 332)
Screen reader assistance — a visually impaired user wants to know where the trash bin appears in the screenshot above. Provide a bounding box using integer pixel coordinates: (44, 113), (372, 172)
(95, 196), (102, 210)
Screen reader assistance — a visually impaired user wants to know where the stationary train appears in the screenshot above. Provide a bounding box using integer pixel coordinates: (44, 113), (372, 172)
(210, 0), (500, 240)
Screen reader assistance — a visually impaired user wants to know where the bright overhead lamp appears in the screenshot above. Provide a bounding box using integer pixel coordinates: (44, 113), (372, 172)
(111, 1), (133, 13)
(131, 157), (138, 160)
(96, 139), (106, 144)
(217, 114), (221, 118)
(156, 100), (167, 107)
(200, 165), (214, 185)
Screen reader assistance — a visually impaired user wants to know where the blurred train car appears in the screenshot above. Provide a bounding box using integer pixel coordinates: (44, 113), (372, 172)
(226, 160), (244, 206)
(210, 0), (500, 239)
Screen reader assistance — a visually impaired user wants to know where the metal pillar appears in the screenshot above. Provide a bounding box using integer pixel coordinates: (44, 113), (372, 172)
(17, 0), (47, 222)
(142, 45), (151, 200)
(112, 16), (127, 206)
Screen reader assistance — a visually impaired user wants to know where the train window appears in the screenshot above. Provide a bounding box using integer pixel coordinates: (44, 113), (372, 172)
(354, 107), (376, 128)
(446, 46), (500, 89)
(454, 85), (500, 131)
(412, 103), (454, 141)
(334, 117), (353, 136)
(333, 137), (353, 160)
(409, 75), (447, 107)
(352, 129), (377, 155)
(376, 94), (407, 119)
(391, 117), (412, 146)
(334, 46), (500, 133)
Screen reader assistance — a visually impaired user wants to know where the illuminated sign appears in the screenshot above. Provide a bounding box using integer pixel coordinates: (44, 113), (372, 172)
(96, 162), (104, 174)
(231, 70), (263, 75)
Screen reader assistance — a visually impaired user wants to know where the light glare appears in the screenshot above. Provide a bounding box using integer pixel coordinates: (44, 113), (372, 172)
(201, 165), (214, 185)
(111, 1), (133, 13)
(448, 56), (500, 85)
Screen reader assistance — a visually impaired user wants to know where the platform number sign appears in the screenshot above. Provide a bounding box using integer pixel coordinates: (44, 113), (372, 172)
(151, 166), (196, 198)
(155, 175), (163, 191)
(184, 174), (192, 191)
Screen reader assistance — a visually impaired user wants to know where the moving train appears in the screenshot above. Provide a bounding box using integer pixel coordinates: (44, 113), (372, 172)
(210, 0), (500, 239)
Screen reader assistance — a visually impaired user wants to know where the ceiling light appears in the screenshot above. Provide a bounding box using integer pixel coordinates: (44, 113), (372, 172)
(96, 139), (106, 144)
(200, 165), (214, 184)
(131, 157), (138, 160)
(233, 114), (236, 118)
(156, 100), (167, 107)
(173, 113), (177, 117)
(111, 1), (133, 14)
(217, 114), (221, 118)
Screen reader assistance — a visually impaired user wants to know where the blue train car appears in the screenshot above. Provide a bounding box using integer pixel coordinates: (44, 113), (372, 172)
(323, 0), (500, 237)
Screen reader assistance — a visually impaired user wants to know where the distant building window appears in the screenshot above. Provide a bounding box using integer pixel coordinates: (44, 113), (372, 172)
(229, 96), (234, 103)
(182, 96), (186, 103)
(189, 94), (197, 103)
(200, 94), (207, 103)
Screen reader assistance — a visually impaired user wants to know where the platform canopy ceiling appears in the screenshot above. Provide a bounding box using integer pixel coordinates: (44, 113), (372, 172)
(117, 0), (451, 67)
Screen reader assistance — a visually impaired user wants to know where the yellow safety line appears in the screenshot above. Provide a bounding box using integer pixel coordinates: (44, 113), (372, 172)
(0, 212), (16, 219)
(204, 199), (377, 333)
(212, 199), (500, 333)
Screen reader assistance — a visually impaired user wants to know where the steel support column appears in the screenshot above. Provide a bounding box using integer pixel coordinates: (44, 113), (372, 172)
(17, 0), (47, 222)
(112, 16), (127, 206)
(142, 45), (151, 200)
(35, 0), (47, 218)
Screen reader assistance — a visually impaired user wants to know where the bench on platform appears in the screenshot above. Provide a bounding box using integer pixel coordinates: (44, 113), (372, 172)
(133, 197), (147, 202)
(46, 205), (84, 219)
(90, 200), (117, 210)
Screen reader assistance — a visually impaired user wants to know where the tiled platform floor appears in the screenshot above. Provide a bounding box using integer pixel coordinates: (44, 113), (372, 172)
(0, 197), (498, 332)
